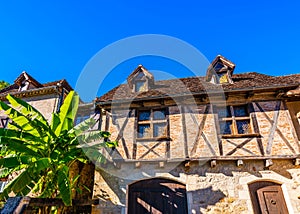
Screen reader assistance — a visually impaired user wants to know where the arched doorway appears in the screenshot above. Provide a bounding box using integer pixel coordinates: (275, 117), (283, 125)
(127, 178), (188, 214)
(248, 181), (289, 214)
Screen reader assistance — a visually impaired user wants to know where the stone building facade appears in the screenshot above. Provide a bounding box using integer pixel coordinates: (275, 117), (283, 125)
(1, 57), (300, 213)
(91, 56), (300, 213)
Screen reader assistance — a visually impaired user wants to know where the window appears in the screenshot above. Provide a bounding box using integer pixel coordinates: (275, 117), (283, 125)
(0, 117), (9, 128)
(215, 105), (254, 136)
(0, 181), (7, 193)
(214, 62), (225, 72)
(135, 80), (147, 92)
(75, 115), (90, 125)
(137, 108), (168, 139)
(217, 73), (229, 83)
(19, 81), (29, 91)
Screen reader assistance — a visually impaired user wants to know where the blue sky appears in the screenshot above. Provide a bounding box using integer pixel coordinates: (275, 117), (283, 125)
(0, 1), (300, 101)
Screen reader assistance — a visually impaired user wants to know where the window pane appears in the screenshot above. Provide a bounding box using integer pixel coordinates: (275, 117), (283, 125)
(219, 121), (232, 134)
(75, 115), (90, 125)
(153, 123), (167, 137)
(153, 109), (166, 120)
(135, 81), (146, 92)
(138, 124), (151, 138)
(218, 73), (228, 83)
(237, 120), (251, 134)
(139, 111), (150, 121)
(234, 106), (248, 117)
(214, 62), (224, 72)
(217, 106), (231, 118)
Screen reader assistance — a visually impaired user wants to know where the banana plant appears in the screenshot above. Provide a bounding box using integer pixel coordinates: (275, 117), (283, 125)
(0, 91), (116, 206)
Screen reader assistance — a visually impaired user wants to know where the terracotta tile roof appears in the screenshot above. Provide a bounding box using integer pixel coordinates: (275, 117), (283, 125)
(96, 72), (300, 103)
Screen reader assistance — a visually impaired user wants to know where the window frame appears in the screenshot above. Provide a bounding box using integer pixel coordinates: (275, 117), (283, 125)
(135, 80), (147, 92)
(215, 104), (258, 138)
(136, 108), (169, 140)
(0, 117), (9, 129)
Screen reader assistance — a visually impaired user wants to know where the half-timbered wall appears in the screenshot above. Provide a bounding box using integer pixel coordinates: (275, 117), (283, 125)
(100, 100), (300, 161)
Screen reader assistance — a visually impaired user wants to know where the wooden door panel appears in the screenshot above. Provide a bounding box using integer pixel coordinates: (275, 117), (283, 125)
(257, 185), (288, 214)
(128, 178), (187, 214)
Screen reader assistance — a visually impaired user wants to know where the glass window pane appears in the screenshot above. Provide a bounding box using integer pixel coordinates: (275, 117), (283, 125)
(139, 111), (150, 121)
(135, 81), (146, 92)
(237, 120), (251, 134)
(153, 109), (166, 120)
(217, 106), (231, 118)
(234, 106), (248, 117)
(75, 115), (90, 125)
(218, 73), (228, 83)
(153, 123), (167, 137)
(219, 121), (232, 134)
(214, 62), (224, 72)
(138, 124), (151, 138)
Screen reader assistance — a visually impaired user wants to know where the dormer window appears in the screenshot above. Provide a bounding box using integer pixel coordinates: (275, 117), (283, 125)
(127, 65), (154, 93)
(15, 71), (42, 92)
(206, 55), (235, 84)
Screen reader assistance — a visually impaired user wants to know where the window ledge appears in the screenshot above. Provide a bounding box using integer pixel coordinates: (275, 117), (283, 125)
(136, 137), (171, 141)
(221, 133), (260, 138)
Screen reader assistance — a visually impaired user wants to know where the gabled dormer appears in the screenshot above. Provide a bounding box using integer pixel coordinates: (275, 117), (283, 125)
(14, 71), (42, 91)
(206, 55), (235, 84)
(127, 65), (154, 93)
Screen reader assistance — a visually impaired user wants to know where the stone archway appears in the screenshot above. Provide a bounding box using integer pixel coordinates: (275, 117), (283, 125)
(127, 178), (188, 214)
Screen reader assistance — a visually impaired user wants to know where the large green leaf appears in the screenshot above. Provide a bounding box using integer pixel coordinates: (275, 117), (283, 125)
(10, 169), (33, 193)
(0, 156), (21, 168)
(7, 94), (49, 127)
(58, 165), (71, 206)
(68, 117), (97, 136)
(0, 128), (43, 144)
(54, 91), (79, 137)
(4, 95), (56, 140)
(77, 130), (108, 145)
(33, 158), (51, 171)
(51, 112), (60, 134)
(0, 102), (43, 138)
(0, 137), (41, 157)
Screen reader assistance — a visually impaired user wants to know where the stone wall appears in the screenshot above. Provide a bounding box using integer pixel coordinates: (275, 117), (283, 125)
(92, 160), (300, 213)
(0, 94), (59, 121)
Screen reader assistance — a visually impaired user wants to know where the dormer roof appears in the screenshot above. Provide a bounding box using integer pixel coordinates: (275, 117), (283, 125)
(127, 65), (154, 90)
(205, 55), (236, 84)
(14, 71), (43, 88)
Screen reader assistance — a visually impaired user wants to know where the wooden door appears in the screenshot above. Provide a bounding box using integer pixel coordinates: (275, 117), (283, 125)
(249, 181), (289, 214)
(128, 178), (188, 214)
(257, 185), (288, 214)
